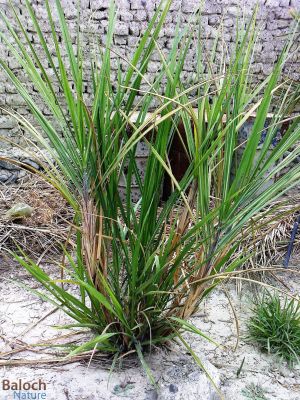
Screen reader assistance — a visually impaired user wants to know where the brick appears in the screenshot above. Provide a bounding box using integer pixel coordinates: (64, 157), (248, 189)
(0, 116), (16, 129)
(182, 0), (199, 13)
(127, 36), (139, 47)
(279, 0), (290, 5)
(130, 0), (147, 10)
(223, 18), (234, 27)
(114, 35), (127, 45)
(120, 11), (134, 22)
(265, 0), (280, 6)
(267, 19), (290, 30)
(169, 1), (181, 11)
(115, 22), (129, 35)
(129, 22), (140, 36)
(90, 0), (110, 9)
(134, 10), (148, 21)
(91, 11), (107, 21)
(147, 61), (161, 73)
(5, 94), (25, 106)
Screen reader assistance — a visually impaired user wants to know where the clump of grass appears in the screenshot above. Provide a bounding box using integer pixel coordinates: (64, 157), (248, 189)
(241, 383), (268, 400)
(247, 292), (300, 365)
(1, 0), (300, 396)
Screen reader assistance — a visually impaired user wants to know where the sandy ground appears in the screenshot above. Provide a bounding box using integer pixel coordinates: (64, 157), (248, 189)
(0, 256), (300, 400)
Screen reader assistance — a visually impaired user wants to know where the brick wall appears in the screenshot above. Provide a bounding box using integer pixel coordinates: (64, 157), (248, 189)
(0, 0), (299, 183)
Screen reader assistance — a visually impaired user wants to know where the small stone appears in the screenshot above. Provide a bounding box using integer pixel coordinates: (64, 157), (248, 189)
(0, 171), (10, 183)
(22, 159), (40, 170)
(169, 384), (178, 393)
(0, 117), (15, 129)
(0, 159), (20, 170)
(18, 170), (27, 178)
(6, 173), (18, 184)
(6, 203), (34, 220)
(145, 389), (158, 400)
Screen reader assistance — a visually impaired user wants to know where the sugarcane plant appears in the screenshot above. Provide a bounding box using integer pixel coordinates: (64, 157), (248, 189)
(0, 0), (300, 393)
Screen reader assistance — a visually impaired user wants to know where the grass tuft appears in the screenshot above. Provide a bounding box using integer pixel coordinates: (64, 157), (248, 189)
(247, 292), (300, 365)
(241, 383), (268, 400)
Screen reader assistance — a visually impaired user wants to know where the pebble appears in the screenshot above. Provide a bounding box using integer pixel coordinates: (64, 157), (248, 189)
(23, 158), (40, 170)
(145, 389), (158, 400)
(0, 159), (20, 170)
(6, 202), (34, 219)
(169, 384), (178, 393)
(0, 150), (48, 185)
(0, 172), (10, 182)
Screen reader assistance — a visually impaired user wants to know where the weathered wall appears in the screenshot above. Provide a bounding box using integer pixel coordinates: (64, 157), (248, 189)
(0, 0), (299, 183)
